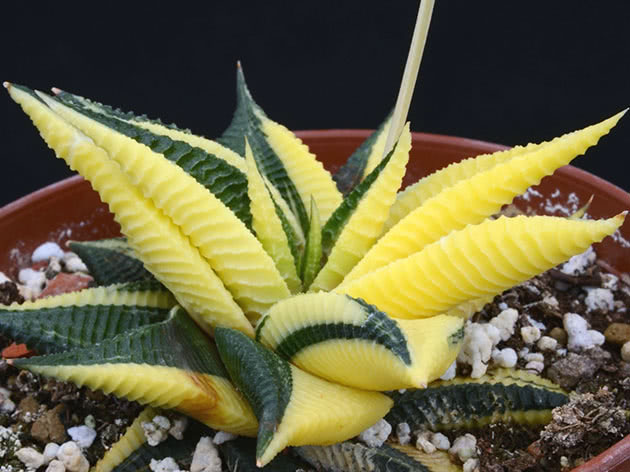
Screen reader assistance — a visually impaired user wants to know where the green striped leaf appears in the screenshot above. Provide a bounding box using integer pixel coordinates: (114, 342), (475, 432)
(14, 306), (227, 378)
(218, 66), (309, 233)
(214, 327), (292, 462)
(68, 238), (159, 286)
(54, 92), (252, 227)
(54, 89), (191, 134)
(106, 419), (212, 472)
(322, 150), (393, 257)
(221, 437), (310, 472)
(296, 442), (437, 472)
(299, 198), (323, 290)
(385, 370), (568, 431)
(332, 111), (392, 195)
(0, 304), (170, 354)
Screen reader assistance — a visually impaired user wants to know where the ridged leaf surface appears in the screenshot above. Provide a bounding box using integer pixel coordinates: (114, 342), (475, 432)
(296, 442), (446, 472)
(68, 238), (159, 286)
(14, 307), (258, 435)
(333, 113), (392, 195)
(337, 214), (624, 319)
(245, 141), (301, 293)
(9, 84), (252, 336)
(310, 125), (411, 292)
(219, 66), (310, 233)
(215, 327), (392, 466)
(44, 92), (289, 317)
(342, 111), (624, 285)
(257, 292), (463, 390)
(5, 281), (174, 310)
(0, 304), (170, 354)
(386, 369), (568, 431)
(54, 91), (252, 227)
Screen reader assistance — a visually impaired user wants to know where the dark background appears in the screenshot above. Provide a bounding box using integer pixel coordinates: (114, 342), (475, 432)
(1, 2), (629, 207)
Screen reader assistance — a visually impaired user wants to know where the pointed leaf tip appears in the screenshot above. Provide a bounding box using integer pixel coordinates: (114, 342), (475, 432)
(3, 81), (10, 90)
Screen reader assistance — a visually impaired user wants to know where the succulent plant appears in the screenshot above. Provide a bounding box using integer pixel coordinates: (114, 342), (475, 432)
(1, 66), (625, 470)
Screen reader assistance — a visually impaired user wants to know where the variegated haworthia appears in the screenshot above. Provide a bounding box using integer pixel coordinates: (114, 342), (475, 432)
(3, 70), (625, 469)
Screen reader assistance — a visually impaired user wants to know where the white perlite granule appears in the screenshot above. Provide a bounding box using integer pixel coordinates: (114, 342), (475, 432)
(559, 247), (596, 276)
(584, 288), (615, 312)
(358, 419), (392, 448)
(457, 322), (501, 378)
(564, 312), (605, 351)
(32, 242), (65, 263)
(191, 437), (222, 472)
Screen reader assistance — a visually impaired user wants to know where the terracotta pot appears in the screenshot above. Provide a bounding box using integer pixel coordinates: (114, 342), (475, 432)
(1, 130), (629, 470)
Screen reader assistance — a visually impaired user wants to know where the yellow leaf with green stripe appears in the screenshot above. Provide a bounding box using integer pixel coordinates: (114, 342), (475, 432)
(342, 111), (624, 285)
(8, 84), (251, 336)
(309, 124), (411, 292)
(337, 214), (624, 318)
(245, 140), (301, 294)
(40, 92), (290, 318)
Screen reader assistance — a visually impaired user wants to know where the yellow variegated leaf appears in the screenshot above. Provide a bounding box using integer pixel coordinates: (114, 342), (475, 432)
(93, 407), (158, 472)
(9, 85), (252, 336)
(257, 292), (463, 390)
(256, 111), (343, 224)
(342, 111), (624, 285)
(384, 111), (625, 232)
(245, 140), (301, 294)
(259, 365), (392, 466)
(309, 124), (411, 292)
(362, 115), (393, 178)
(40, 93), (290, 318)
(5, 283), (175, 310)
(23, 363), (258, 436)
(130, 119), (247, 173)
(337, 214), (624, 318)
(263, 174), (306, 247)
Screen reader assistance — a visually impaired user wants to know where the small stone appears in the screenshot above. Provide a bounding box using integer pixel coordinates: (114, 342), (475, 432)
(18, 395), (41, 422)
(32, 242), (65, 262)
(31, 404), (68, 444)
(358, 419), (392, 448)
(604, 323), (630, 345)
(549, 327), (568, 345)
(16, 446), (45, 469)
(39, 273), (92, 299)
(537, 336), (558, 351)
(396, 423), (411, 445)
(43, 443), (60, 464)
(520, 326), (541, 344)
(431, 432), (450, 450)
(564, 313), (605, 351)
(62, 252), (89, 273)
(19, 268), (46, 297)
(0, 280), (24, 305)
(525, 361), (544, 373)
(191, 436), (222, 472)
(150, 457), (182, 472)
(621, 341), (630, 362)
(524, 352), (544, 363)
(489, 308), (519, 341)
(547, 352), (600, 388)
(449, 433), (477, 463)
(152, 415), (171, 430)
(492, 347), (517, 368)
(57, 441), (89, 472)
(68, 425), (96, 448)
(212, 430), (236, 445)
(463, 458), (479, 472)
(415, 432), (436, 454)
(584, 287), (615, 313)
(169, 416), (188, 440)
(46, 460), (66, 472)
